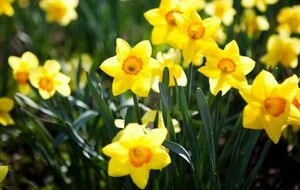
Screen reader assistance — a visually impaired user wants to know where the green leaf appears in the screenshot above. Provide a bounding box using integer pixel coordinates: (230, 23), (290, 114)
(163, 140), (194, 170)
(0, 166), (8, 183)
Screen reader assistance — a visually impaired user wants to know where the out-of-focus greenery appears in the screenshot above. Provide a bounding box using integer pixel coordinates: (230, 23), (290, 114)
(0, 0), (300, 189)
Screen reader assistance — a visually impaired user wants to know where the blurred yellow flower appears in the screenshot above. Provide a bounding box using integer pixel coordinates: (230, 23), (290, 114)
(18, 0), (29, 8)
(0, 0), (14, 16)
(241, 9), (269, 37)
(277, 5), (300, 36)
(40, 0), (78, 26)
(100, 38), (160, 97)
(152, 48), (187, 92)
(102, 123), (171, 189)
(144, 0), (194, 45)
(261, 35), (300, 69)
(168, 11), (221, 65)
(198, 40), (255, 95)
(241, 0), (278, 12)
(204, 0), (236, 26)
(142, 110), (181, 133)
(0, 97), (14, 126)
(239, 70), (300, 144)
(0, 166), (8, 183)
(29, 60), (71, 99)
(8, 51), (39, 94)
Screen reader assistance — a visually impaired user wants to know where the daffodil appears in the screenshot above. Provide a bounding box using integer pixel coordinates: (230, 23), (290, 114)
(168, 10), (220, 65)
(40, 0), (78, 26)
(102, 123), (171, 189)
(8, 51), (39, 94)
(142, 110), (181, 133)
(144, 0), (197, 45)
(204, 0), (236, 26)
(261, 35), (300, 69)
(241, 9), (269, 37)
(239, 70), (300, 143)
(0, 0), (14, 16)
(0, 166), (8, 183)
(277, 5), (300, 36)
(29, 60), (71, 99)
(290, 89), (300, 132)
(152, 48), (187, 92)
(241, 0), (278, 12)
(0, 97), (14, 126)
(198, 40), (255, 95)
(100, 38), (160, 97)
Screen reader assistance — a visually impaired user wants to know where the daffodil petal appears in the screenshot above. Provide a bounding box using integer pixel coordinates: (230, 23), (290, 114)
(151, 26), (168, 45)
(243, 104), (264, 129)
(116, 38), (131, 61)
(44, 60), (61, 75)
(0, 113), (14, 126)
(108, 159), (130, 177)
(103, 142), (128, 158)
(0, 166), (8, 183)
(22, 52), (39, 68)
(239, 56), (255, 75)
(144, 8), (166, 26)
(143, 127), (167, 147)
(129, 166), (150, 189)
(133, 40), (152, 59)
(0, 98), (14, 112)
(149, 148), (171, 170)
(100, 56), (120, 77)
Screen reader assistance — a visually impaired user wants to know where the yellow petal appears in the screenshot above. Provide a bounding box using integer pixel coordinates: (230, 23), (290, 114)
(202, 17), (221, 38)
(129, 166), (150, 189)
(102, 142), (128, 158)
(19, 83), (31, 95)
(224, 40), (240, 62)
(29, 68), (44, 88)
(151, 26), (168, 45)
(209, 75), (231, 96)
(149, 147), (171, 170)
(112, 75), (131, 96)
(114, 119), (125, 129)
(263, 118), (282, 144)
(251, 70), (277, 101)
(0, 98), (14, 112)
(108, 159), (130, 177)
(39, 89), (55, 99)
(133, 40), (152, 59)
(116, 38), (131, 61)
(198, 65), (221, 78)
(131, 77), (151, 97)
(141, 110), (157, 125)
(44, 60), (61, 75)
(242, 0), (254, 8)
(118, 123), (145, 142)
(239, 56), (255, 75)
(243, 104), (264, 129)
(274, 74), (298, 101)
(288, 105), (300, 126)
(175, 67), (187, 86)
(144, 8), (166, 26)
(0, 113), (14, 126)
(8, 56), (21, 71)
(143, 127), (167, 147)
(0, 166), (8, 183)
(22, 52), (39, 68)
(99, 56), (120, 77)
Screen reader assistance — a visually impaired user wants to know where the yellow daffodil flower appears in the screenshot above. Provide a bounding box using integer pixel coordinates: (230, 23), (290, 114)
(241, 9), (269, 37)
(29, 60), (71, 99)
(239, 70), (300, 143)
(241, 0), (278, 12)
(261, 35), (300, 69)
(142, 110), (181, 133)
(204, 0), (236, 26)
(290, 89), (300, 132)
(198, 40), (255, 95)
(8, 51), (39, 94)
(0, 166), (8, 183)
(0, 0), (14, 16)
(100, 38), (160, 97)
(102, 123), (171, 189)
(277, 5), (300, 36)
(152, 48), (187, 92)
(168, 11), (220, 65)
(40, 0), (78, 26)
(0, 97), (14, 126)
(144, 0), (196, 45)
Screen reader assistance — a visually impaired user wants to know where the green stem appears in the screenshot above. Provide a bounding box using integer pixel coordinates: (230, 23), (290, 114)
(132, 93), (142, 124)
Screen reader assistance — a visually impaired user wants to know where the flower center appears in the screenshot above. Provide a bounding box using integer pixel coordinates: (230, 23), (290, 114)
(15, 71), (29, 85)
(129, 146), (152, 167)
(165, 10), (181, 26)
(122, 56), (143, 75)
(292, 98), (300, 109)
(263, 97), (287, 117)
(217, 58), (236, 74)
(188, 22), (205, 40)
(39, 77), (54, 92)
(215, 2), (227, 18)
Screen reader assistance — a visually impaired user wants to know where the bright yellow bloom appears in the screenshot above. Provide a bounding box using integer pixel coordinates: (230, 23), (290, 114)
(40, 0), (78, 26)
(290, 89), (300, 132)
(0, 97), (14, 126)
(204, 0), (236, 26)
(239, 70), (300, 143)
(8, 52), (39, 94)
(100, 38), (160, 97)
(102, 123), (171, 189)
(142, 110), (181, 133)
(241, 9), (269, 37)
(152, 48), (187, 92)
(261, 35), (300, 69)
(277, 5), (300, 36)
(168, 11), (220, 65)
(241, 0), (278, 12)
(198, 40), (255, 95)
(0, 166), (8, 183)
(29, 60), (71, 99)
(0, 0), (14, 16)
(144, 0), (195, 45)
